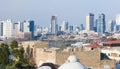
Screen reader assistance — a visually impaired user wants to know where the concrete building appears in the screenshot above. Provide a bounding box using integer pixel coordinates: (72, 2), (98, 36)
(1, 19), (13, 39)
(86, 13), (94, 31)
(13, 21), (21, 38)
(51, 16), (57, 35)
(101, 47), (120, 62)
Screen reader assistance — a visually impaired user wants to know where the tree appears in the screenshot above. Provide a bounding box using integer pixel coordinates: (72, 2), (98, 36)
(10, 40), (18, 50)
(0, 43), (10, 65)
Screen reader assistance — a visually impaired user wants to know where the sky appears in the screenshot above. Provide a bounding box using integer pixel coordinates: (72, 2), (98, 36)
(0, 0), (120, 27)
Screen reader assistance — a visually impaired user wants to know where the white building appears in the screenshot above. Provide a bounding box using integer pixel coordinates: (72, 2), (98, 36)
(13, 21), (21, 37)
(61, 21), (68, 32)
(23, 21), (30, 32)
(116, 14), (120, 32)
(101, 48), (120, 62)
(1, 19), (13, 39)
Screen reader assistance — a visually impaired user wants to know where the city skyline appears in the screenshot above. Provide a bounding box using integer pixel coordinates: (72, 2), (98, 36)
(0, 0), (120, 27)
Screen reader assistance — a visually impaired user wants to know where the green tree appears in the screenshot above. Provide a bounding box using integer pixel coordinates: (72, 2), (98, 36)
(10, 40), (18, 50)
(0, 43), (10, 65)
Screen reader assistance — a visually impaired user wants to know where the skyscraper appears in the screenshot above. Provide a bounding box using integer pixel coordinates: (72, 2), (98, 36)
(61, 21), (68, 31)
(96, 13), (106, 34)
(116, 14), (120, 32)
(13, 21), (21, 37)
(2, 19), (13, 39)
(106, 20), (116, 33)
(51, 16), (57, 34)
(80, 24), (84, 30)
(69, 25), (73, 32)
(86, 13), (94, 31)
(23, 20), (34, 39)
(0, 21), (3, 36)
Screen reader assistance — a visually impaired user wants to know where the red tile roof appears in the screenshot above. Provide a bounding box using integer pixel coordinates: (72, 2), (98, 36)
(104, 40), (120, 44)
(86, 42), (102, 48)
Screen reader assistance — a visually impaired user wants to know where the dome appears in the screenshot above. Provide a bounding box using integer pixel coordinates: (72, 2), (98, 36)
(38, 66), (51, 69)
(67, 55), (78, 63)
(58, 55), (87, 69)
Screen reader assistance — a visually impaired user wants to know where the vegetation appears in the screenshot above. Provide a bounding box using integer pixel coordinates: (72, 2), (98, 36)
(0, 40), (35, 69)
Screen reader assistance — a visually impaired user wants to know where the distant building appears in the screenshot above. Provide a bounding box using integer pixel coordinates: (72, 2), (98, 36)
(69, 25), (73, 32)
(75, 25), (80, 32)
(80, 24), (84, 30)
(51, 16), (57, 35)
(96, 13), (106, 34)
(58, 26), (62, 31)
(86, 13), (94, 31)
(0, 21), (3, 36)
(106, 20), (116, 33)
(93, 19), (97, 32)
(13, 21), (21, 37)
(61, 21), (68, 31)
(116, 14), (120, 32)
(0, 19), (13, 39)
(23, 20), (34, 39)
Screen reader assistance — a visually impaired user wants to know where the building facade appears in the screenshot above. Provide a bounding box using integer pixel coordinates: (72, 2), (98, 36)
(61, 21), (68, 31)
(86, 13), (94, 31)
(116, 14), (120, 32)
(1, 19), (13, 39)
(96, 13), (106, 34)
(23, 20), (34, 39)
(51, 16), (57, 35)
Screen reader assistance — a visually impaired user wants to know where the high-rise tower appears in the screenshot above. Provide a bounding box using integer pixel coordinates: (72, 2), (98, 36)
(96, 13), (106, 34)
(51, 16), (57, 34)
(23, 20), (34, 39)
(61, 21), (68, 31)
(86, 13), (94, 31)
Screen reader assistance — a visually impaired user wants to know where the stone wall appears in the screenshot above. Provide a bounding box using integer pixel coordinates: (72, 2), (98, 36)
(22, 41), (116, 69)
(55, 47), (101, 68)
(34, 47), (116, 69)
(35, 48), (56, 67)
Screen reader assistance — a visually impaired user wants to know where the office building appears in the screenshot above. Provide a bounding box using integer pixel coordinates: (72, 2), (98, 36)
(23, 20), (34, 39)
(61, 21), (68, 31)
(69, 25), (73, 32)
(86, 13), (94, 31)
(13, 22), (21, 37)
(0, 21), (3, 36)
(106, 20), (116, 33)
(116, 14), (120, 32)
(2, 19), (13, 39)
(51, 16), (57, 34)
(96, 13), (106, 34)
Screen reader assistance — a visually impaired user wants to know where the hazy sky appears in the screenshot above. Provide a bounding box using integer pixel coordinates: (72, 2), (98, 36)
(0, 0), (120, 27)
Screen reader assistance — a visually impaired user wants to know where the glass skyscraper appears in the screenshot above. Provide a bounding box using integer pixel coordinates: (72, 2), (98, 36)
(96, 13), (106, 34)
